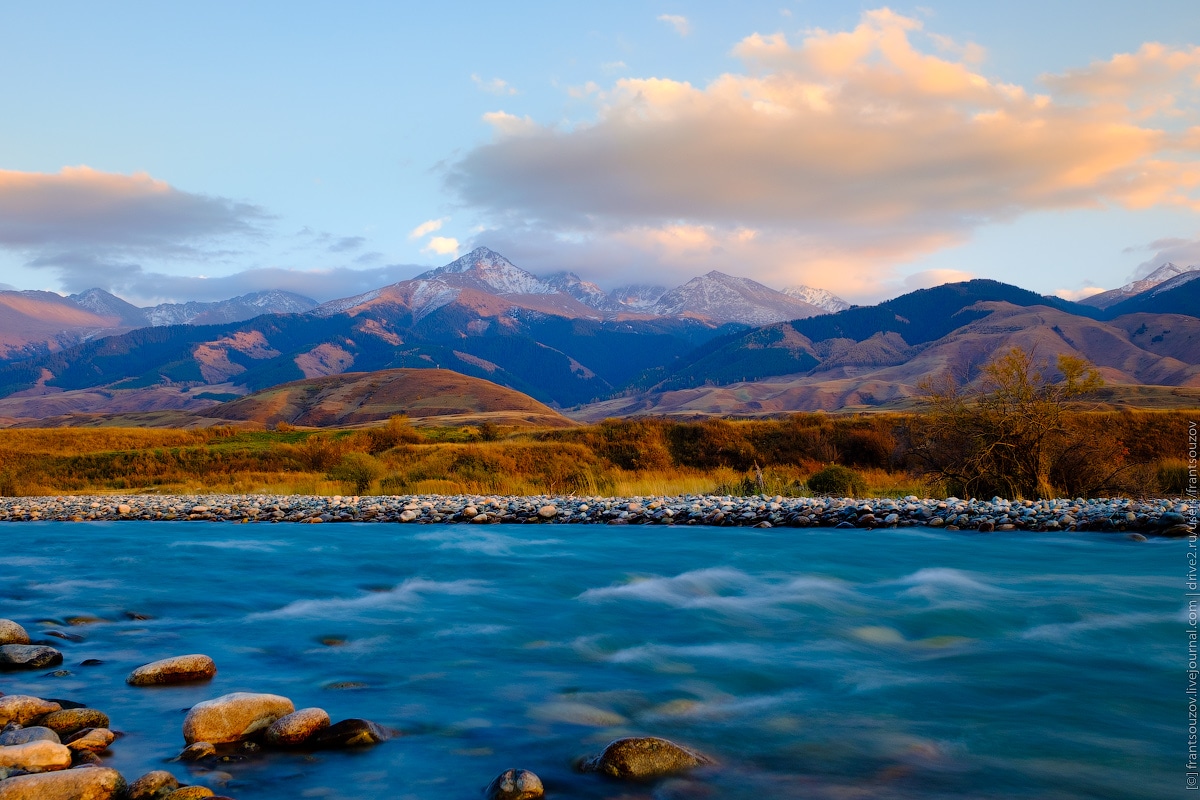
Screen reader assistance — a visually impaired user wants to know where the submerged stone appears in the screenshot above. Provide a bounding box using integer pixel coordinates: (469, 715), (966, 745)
(582, 736), (713, 780)
(485, 768), (544, 800)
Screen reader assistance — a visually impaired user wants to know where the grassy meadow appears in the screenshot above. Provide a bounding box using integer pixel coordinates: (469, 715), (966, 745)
(0, 409), (1194, 499)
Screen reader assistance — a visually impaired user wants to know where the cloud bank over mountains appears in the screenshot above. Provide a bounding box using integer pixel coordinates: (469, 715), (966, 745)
(449, 8), (1200, 294)
(0, 9), (1197, 305)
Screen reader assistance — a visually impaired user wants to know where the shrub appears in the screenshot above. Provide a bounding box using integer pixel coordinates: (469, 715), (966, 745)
(1158, 459), (1195, 496)
(328, 452), (384, 494)
(807, 465), (866, 496)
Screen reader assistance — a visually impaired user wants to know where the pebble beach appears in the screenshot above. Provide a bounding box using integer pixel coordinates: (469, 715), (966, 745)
(0, 493), (1193, 536)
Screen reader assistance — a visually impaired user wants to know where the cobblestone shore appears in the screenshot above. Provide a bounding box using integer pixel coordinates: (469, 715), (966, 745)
(0, 494), (1194, 536)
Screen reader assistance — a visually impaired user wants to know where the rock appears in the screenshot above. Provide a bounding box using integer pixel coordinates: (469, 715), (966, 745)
(72, 750), (103, 767)
(0, 696), (61, 726)
(0, 645), (63, 671)
(1128, 532), (1149, 542)
(178, 742), (215, 761)
(0, 726), (60, 746)
(127, 771), (181, 800)
(163, 788), (215, 800)
(484, 768), (544, 800)
(0, 767), (127, 799)
(582, 736), (713, 780)
(39, 709), (110, 737)
(65, 727), (115, 752)
(537, 505), (557, 519)
(307, 718), (390, 748)
(0, 620), (30, 646)
(264, 707), (330, 747)
(127, 655), (217, 686)
(182, 692), (294, 744)
(0, 739), (73, 772)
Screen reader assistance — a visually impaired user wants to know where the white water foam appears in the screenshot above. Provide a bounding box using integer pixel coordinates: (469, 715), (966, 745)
(249, 578), (490, 620)
(413, 529), (562, 556)
(168, 539), (290, 552)
(578, 567), (853, 614)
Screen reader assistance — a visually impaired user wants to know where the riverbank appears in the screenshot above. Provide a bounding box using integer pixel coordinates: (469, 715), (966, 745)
(0, 493), (1193, 536)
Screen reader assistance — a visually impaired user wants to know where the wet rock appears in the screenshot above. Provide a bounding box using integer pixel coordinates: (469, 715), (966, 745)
(127, 770), (181, 800)
(72, 750), (103, 767)
(65, 727), (115, 752)
(0, 696), (61, 726)
(264, 707), (330, 747)
(0, 645), (63, 671)
(0, 766), (127, 799)
(127, 655), (217, 686)
(308, 718), (390, 748)
(581, 736), (713, 780)
(178, 742), (216, 761)
(0, 739), (73, 772)
(484, 768), (544, 800)
(1128, 532), (1149, 542)
(0, 620), (30, 646)
(39, 709), (110, 738)
(0, 725), (60, 745)
(163, 788), (215, 799)
(182, 692), (294, 745)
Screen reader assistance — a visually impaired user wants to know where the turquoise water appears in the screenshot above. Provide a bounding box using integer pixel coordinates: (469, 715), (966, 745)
(0, 522), (1178, 799)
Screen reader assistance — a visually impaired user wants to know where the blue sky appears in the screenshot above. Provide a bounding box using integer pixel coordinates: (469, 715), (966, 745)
(1, 1), (1198, 305)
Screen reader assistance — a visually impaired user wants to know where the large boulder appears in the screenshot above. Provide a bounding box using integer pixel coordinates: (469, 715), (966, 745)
(0, 696), (61, 727)
(0, 766), (126, 799)
(0, 645), (62, 671)
(0, 620), (29, 646)
(307, 718), (390, 748)
(127, 770), (180, 800)
(581, 736), (713, 780)
(0, 727), (60, 746)
(264, 708), (330, 747)
(182, 692), (294, 744)
(0, 739), (73, 772)
(39, 709), (109, 738)
(127, 655), (216, 687)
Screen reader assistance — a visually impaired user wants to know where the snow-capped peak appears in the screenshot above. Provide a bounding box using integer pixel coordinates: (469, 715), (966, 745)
(418, 246), (554, 295)
(781, 285), (850, 314)
(1080, 262), (1200, 309)
(651, 271), (824, 325)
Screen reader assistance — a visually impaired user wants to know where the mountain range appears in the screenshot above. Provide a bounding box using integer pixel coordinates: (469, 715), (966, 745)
(0, 247), (1197, 425)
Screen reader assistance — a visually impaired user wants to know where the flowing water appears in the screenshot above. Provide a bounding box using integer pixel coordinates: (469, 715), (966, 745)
(0, 522), (1177, 799)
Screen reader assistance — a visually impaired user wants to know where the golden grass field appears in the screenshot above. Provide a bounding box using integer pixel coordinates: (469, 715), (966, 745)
(0, 409), (1193, 499)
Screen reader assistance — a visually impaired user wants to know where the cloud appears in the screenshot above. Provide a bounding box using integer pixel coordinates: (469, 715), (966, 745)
(68, 263), (429, 307)
(0, 165), (267, 290)
(447, 8), (1200, 301)
(658, 14), (691, 37)
(423, 236), (460, 256)
(902, 269), (975, 291)
(471, 74), (518, 96)
(327, 235), (365, 253)
(1053, 286), (1107, 301)
(408, 217), (447, 239)
(1132, 235), (1200, 276)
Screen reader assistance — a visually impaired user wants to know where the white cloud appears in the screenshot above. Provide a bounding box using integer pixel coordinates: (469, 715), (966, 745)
(423, 236), (460, 256)
(471, 74), (518, 96)
(657, 14), (691, 37)
(409, 217), (447, 240)
(1053, 286), (1107, 301)
(448, 8), (1200, 301)
(0, 165), (266, 290)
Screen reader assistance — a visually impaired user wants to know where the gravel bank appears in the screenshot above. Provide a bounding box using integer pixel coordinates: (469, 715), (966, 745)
(0, 494), (1194, 536)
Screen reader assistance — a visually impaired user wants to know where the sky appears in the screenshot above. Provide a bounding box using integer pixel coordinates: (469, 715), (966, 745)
(1, 1), (1198, 306)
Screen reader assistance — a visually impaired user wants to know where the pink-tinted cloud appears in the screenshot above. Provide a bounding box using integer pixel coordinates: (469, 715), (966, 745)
(448, 8), (1200, 300)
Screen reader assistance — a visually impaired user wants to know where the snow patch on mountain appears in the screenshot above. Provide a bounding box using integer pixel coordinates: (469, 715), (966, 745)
(782, 285), (851, 314)
(652, 271), (824, 325)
